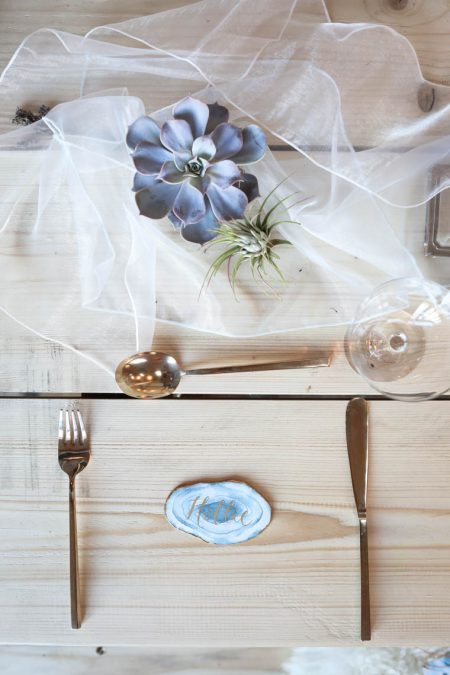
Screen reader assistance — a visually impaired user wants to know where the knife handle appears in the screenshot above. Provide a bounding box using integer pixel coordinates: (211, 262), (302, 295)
(359, 517), (371, 641)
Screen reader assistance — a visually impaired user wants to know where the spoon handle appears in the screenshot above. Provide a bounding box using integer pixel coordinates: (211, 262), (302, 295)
(185, 356), (330, 376)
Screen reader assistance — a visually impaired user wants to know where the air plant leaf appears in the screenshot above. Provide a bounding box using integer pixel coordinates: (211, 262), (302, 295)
(202, 190), (300, 297)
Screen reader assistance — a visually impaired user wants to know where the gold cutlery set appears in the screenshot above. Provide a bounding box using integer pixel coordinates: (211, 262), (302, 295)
(57, 386), (371, 638)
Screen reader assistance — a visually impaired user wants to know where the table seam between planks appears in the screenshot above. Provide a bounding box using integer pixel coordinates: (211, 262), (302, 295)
(0, 392), (450, 404)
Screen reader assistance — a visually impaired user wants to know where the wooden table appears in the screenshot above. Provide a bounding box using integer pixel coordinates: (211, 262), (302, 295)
(1, 0), (450, 648)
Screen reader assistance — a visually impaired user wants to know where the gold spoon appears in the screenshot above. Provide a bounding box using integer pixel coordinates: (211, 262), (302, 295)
(115, 350), (331, 398)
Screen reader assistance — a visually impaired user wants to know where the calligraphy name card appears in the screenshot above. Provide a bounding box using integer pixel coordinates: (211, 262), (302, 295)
(165, 481), (271, 544)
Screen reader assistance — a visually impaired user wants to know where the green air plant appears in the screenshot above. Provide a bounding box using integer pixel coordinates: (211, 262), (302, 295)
(202, 187), (301, 296)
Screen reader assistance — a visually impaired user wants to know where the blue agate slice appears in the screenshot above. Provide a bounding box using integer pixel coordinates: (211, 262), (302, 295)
(165, 480), (271, 545)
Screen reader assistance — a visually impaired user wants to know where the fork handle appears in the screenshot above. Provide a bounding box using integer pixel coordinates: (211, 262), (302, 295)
(69, 479), (81, 629)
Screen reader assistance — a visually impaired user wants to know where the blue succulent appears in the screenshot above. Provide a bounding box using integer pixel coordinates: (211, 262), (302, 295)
(127, 97), (266, 244)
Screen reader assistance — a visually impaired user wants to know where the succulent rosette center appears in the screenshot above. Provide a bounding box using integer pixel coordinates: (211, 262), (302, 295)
(185, 157), (207, 177)
(127, 96), (267, 244)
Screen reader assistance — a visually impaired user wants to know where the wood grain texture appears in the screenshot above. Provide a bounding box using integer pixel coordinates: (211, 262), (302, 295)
(327, 0), (450, 85)
(0, 645), (291, 674)
(1, 0), (449, 85)
(1, 399), (450, 646)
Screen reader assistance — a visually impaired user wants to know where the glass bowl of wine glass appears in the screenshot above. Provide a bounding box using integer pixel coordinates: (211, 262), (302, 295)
(344, 277), (450, 401)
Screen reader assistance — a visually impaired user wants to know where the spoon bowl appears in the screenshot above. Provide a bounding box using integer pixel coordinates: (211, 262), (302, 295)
(115, 351), (184, 399)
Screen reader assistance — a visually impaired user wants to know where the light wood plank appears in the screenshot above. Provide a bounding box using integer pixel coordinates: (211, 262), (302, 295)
(1, 0), (449, 86)
(0, 645), (291, 674)
(1, 399), (450, 646)
(0, 0), (449, 142)
(0, 2), (449, 394)
(2, 149), (447, 395)
(327, 0), (450, 85)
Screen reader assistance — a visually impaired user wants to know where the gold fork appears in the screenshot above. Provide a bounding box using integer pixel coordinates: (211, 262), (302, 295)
(58, 407), (90, 629)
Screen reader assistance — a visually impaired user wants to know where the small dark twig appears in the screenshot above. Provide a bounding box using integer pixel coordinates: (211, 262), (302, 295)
(12, 105), (51, 126)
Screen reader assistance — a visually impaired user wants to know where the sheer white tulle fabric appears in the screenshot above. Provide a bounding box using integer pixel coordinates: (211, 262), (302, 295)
(0, 0), (449, 375)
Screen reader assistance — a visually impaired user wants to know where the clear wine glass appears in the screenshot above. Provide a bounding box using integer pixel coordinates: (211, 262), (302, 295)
(344, 277), (450, 401)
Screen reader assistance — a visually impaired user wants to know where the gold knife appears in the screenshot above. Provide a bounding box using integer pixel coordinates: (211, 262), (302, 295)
(346, 397), (371, 641)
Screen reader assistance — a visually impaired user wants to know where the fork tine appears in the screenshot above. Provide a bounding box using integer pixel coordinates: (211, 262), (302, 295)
(76, 410), (87, 446)
(58, 409), (64, 442)
(64, 408), (72, 445)
(71, 408), (79, 446)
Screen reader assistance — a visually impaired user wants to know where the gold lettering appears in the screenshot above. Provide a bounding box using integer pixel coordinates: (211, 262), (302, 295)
(240, 510), (249, 526)
(187, 496), (199, 520)
(223, 500), (235, 522)
(186, 495), (250, 528)
(197, 496), (209, 526)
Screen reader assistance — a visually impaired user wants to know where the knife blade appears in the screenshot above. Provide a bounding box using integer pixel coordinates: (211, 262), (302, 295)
(346, 397), (371, 641)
